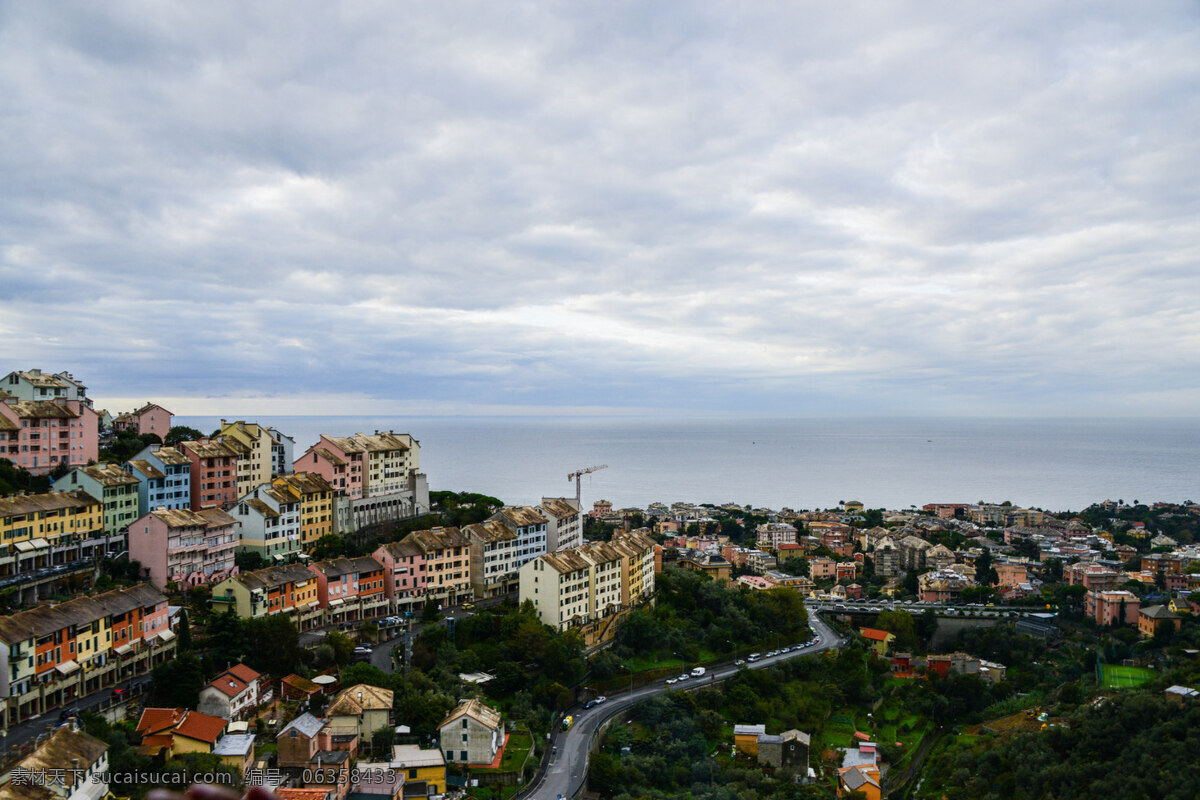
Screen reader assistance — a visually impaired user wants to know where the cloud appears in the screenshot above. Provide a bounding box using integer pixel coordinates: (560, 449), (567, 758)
(1, 1), (1198, 416)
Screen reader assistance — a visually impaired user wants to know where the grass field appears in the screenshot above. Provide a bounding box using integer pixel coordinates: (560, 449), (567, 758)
(1099, 663), (1155, 689)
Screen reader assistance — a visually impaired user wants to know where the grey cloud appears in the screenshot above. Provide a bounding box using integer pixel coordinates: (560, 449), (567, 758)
(1, 1), (1199, 415)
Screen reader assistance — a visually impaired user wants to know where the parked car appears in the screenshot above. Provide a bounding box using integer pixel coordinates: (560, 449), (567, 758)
(584, 700), (597, 709)
(734, 659), (746, 666)
(595, 696), (607, 704)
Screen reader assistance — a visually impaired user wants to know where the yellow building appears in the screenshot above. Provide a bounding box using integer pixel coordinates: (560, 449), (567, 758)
(391, 745), (446, 796)
(0, 490), (104, 579)
(210, 563), (320, 627)
(611, 529), (657, 606)
(218, 420), (276, 496)
(734, 724), (767, 757)
(274, 472), (336, 549)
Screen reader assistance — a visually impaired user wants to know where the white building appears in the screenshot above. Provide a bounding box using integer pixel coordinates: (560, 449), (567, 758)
(537, 497), (584, 551)
(231, 483), (302, 561)
(756, 522), (798, 550)
(1, 725), (108, 800)
(518, 540), (625, 632)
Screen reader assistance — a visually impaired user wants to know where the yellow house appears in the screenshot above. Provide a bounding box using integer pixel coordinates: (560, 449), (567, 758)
(136, 708), (227, 757)
(0, 491), (104, 573)
(391, 745), (446, 796)
(859, 628), (895, 655)
(734, 724), (767, 757)
(274, 472), (336, 549)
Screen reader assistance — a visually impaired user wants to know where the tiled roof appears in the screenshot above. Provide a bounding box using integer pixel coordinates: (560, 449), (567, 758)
(330, 684), (393, 715)
(173, 710), (228, 743)
(439, 698), (501, 732)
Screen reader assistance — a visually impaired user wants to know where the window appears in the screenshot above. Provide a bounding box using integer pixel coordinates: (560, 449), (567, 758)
(460, 751), (468, 762)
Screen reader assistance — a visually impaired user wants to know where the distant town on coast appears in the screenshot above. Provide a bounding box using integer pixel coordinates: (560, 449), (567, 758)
(2, 368), (1199, 800)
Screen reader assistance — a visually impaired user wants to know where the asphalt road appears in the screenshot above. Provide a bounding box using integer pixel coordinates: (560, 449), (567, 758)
(2, 674), (150, 755)
(524, 611), (845, 800)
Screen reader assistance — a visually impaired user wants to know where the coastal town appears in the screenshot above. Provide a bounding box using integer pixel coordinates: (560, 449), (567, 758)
(2, 368), (1199, 800)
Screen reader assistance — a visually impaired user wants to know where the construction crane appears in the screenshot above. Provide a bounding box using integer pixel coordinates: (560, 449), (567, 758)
(568, 464), (608, 505)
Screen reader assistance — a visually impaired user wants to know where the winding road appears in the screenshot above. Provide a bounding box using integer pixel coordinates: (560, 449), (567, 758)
(524, 609), (845, 800)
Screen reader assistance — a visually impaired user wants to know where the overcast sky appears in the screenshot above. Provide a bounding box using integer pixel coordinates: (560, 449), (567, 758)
(2, 2), (1198, 417)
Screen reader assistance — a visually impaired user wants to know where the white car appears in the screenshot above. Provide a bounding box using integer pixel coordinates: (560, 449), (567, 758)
(595, 696), (607, 704)
(666, 677), (678, 685)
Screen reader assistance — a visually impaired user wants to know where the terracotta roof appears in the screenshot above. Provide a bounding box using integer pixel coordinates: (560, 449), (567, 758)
(206, 673), (251, 698)
(173, 710), (228, 743)
(859, 628), (894, 642)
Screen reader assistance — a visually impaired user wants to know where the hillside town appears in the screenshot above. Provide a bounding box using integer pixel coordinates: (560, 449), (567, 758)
(2, 369), (1200, 800)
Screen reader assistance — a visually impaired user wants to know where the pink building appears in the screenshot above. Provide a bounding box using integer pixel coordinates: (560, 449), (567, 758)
(994, 563), (1029, 588)
(113, 403), (173, 439)
(835, 562), (857, 583)
(374, 539), (426, 610)
(810, 556), (836, 580)
(129, 507), (240, 590)
(1068, 563), (1119, 592)
(0, 395), (98, 475)
(1087, 590), (1141, 626)
(181, 440), (241, 510)
(296, 436), (364, 499)
(308, 556), (389, 622)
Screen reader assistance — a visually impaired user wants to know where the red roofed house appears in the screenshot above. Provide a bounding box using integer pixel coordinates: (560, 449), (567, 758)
(136, 708), (228, 757)
(859, 628), (895, 656)
(197, 663), (266, 720)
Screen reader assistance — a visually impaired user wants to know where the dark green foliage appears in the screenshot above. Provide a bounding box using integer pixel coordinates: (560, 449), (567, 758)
(429, 490), (503, 526)
(243, 614), (303, 676)
(163, 426), (206, 447)
(0, 458), (49, 495)
(918, 693), (1200, 800)
(307, 533), (361, 559)
(150, 651), (205, 707)
(611, 565), (809, 662)
(176, 609), (193, 652)
(101, 431), (162, 463)
(234, 550), (266, 572)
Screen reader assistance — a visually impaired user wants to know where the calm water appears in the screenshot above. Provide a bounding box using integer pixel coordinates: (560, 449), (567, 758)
(175, 416), (1200, 513)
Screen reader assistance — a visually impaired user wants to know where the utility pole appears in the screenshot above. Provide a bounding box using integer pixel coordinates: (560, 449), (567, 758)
(567, 465), (608, 505)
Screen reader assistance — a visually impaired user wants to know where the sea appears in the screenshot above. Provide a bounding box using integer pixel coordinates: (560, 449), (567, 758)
(174, 416), (1200, 514)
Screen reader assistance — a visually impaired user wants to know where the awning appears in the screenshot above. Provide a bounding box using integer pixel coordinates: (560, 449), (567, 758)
(13, 541), (35, 553)
(296, 553), (310, 560)
(55, 660), (80, 675)
(29, 538), (49, 550)
(328, 598), (344, 607)
(158, 629), (176, 642)
(114, 643), (134, 656)
(272, 554), (285, 562)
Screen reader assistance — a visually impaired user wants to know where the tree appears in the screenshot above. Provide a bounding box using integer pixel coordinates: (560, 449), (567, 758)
(235, 550), (266, 572)
(974, 549), (993, 584)
(326, 631), (355, 666)
(422, 598), (441, 623)
(164, 426), (206, 447)
(176, 609), (193, 652)
(244, 614), (302, 676)
(150, 652), (205, 707)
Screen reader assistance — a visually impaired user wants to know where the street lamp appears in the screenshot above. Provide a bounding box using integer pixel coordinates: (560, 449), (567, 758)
(727, 639), (738, 663)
